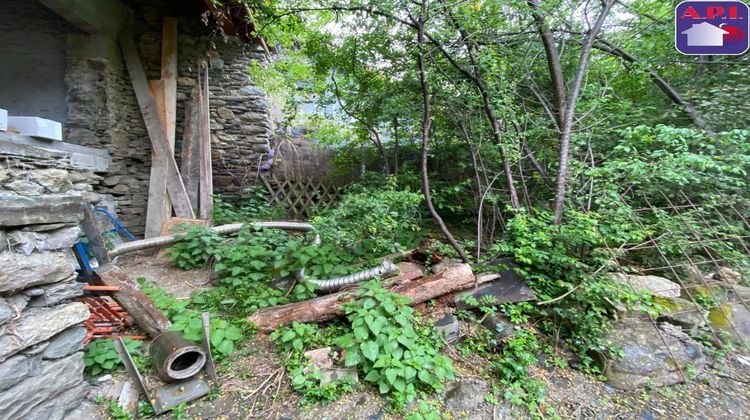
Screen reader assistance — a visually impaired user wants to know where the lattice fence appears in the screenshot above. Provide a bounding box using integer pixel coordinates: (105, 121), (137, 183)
(261, 175), (344, 219)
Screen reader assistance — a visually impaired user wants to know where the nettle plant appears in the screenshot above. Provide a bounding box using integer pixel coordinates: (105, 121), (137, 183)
(335, 280), (455, 408)
(167, 225), (222, 270)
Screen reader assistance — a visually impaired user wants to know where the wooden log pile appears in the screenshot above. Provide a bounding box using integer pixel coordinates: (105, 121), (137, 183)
(248, 263), (508, 332)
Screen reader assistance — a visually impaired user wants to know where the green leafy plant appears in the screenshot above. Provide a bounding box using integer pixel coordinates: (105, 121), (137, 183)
(167, 225), (222, 270)
(84, 338), (142, 377)
(336, 280), (455, 408)
(271, 322), (356, 403)
(138, 279), (245, 359)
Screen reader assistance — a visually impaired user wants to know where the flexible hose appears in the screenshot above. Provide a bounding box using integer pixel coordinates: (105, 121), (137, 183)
(109, 221), (315, 257)
(299, 259), (398, 292)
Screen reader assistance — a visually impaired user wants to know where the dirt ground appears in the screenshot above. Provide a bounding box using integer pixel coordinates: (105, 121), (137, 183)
(89, 256), (750, 419)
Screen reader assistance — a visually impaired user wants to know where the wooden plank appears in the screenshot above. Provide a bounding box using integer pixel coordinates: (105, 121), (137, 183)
(81, 205), (112, 265)
(180, 86), (201, 214)
(144, 79), (171, 239)
(198, 64), (214, 220)
(119, 33), (195, 219)
(161, 17), (178, 144)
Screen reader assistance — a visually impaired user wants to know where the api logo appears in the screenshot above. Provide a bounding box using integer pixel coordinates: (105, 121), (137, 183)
(676, 1), (749, 55)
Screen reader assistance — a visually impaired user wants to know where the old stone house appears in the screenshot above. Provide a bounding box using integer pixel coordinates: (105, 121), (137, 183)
(2, 0), (274, 237)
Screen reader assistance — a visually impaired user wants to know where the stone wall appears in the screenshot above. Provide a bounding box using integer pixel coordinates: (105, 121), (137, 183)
(0, 147), (109, 419)
(63, 0), (273, 236)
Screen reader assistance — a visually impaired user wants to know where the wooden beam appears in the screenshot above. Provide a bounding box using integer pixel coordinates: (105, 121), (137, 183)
(80, 206), (112, 266)
(144, 80), (171, 239)
(161, 17), (178, 143)
(143, 18), (178, 239)
(181, 86), (201, 213)
(198, 65), (214, 220)
(39, 0), (128, 37)
(119, 33), (195, 219)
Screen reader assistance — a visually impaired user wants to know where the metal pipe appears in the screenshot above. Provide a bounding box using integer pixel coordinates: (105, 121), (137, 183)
(150, 331), (207, 382)
(109, 221), (315, 257)
(300, 259), (398, 292)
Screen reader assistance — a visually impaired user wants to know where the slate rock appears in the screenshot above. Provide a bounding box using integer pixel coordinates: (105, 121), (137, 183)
(444, 379), (489, 413)
(22, 341), (50, 356)
(239, 85), (265, 96)
(0, 354), (36, 391)
(28, 383), (92, 420)
(610, 273), (681, 298)
(0, 250), (76, 293)
(43, 327), (87, 359)
(456, 275), (536, 309)
(481, 313), (516, 342)
(5, 179), (45, 196)
(708, 302), (750, 346)
(602, 319), (706, 390)
(654, 296), (708, 335)
(0, 195), (84, 227)
(434, 313), (461, 343)
(0, 352), (86, 419)
(29, 277), (84, 307)
(0, 302), (90, 362)
(30, 169), (72, 193)
(7, 226), (80, 255)
(713, 267), (743, 284)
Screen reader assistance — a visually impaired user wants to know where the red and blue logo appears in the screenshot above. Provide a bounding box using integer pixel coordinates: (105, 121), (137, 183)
(675, 1), (749, 55)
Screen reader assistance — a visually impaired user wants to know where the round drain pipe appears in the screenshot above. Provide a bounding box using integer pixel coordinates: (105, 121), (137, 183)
(150, 331), (207, 382)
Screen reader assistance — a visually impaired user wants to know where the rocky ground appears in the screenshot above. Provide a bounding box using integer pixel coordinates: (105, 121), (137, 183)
(77, 256), (750, 419)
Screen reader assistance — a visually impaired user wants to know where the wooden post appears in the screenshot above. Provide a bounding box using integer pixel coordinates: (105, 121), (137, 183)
(144, 18), (179, 238)
(198, 64), (213, 220)
(181, 86), (201, 213)
(80, 206), (112, 266)
(119, 33), (195, 219)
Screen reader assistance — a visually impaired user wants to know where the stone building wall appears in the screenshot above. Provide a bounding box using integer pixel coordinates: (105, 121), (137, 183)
(64, 0), (273, 237)
(0, 146), (110, 419)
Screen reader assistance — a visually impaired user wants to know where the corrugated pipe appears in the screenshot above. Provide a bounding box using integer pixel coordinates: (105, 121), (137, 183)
(299, 259), (398, 292)
(109, 221), (315, 257)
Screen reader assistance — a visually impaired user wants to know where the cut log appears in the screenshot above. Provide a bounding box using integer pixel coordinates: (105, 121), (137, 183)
(248, 263), (474, 332)
(93, 263), (171, 337)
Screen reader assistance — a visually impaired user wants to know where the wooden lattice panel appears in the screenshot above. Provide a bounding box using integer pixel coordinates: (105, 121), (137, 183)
(262, 175), (343, 218)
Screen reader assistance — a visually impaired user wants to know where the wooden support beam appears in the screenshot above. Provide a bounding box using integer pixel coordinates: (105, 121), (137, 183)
(181, 86), (201, 213)
(144, 18), (178, 239)
(144, 80), (171, 239)
(119, 33), (195, 219)
(198, 65), (214, 220)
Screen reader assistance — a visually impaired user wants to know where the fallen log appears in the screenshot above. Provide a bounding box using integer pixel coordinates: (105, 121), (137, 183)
(248, 263), (475, 332)
(93, 263), (172, 337)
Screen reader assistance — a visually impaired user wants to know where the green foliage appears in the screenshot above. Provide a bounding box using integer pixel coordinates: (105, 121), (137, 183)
(490, 328), (546, 415)
(270, 322), (356, 403)
(337, 280), (455, 409)
(167, 225), (222, 270)
(83, 338), (142, 377)
(138, 279), (245, 359)
(213, 186), (285, 225)
(491, 208), (649, 369)
(312, 184), (423, 255)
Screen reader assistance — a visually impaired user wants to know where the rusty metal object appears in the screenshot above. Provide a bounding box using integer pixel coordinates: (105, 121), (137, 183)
(150, 331), (207, 382)
(78, 295), (137, 345)
(114, 312), (217, 415)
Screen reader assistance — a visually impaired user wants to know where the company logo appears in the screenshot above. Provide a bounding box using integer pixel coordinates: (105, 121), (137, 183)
(675, 1), (749, 55)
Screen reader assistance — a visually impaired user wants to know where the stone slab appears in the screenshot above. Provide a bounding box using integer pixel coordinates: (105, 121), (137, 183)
(0, 250), (76, 293)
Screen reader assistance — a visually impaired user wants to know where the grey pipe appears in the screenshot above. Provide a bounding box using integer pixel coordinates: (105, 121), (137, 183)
(109, 221), (315, 257)
(300, 259), (398, 292)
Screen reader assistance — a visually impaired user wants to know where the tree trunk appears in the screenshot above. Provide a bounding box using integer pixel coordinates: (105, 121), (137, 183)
(247, 263), (474, 332)
(417, 11), (469, 263)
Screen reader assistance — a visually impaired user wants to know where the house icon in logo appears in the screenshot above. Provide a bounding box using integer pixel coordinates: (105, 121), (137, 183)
(681, 21), (730, 46)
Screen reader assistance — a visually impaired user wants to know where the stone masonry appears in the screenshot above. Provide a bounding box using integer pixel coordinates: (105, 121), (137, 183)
(0, 144), (110, 419)
(64, 0), (273, 237)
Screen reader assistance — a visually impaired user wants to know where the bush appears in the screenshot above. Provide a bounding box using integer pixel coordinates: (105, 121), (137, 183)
(311, 184), (423, 255)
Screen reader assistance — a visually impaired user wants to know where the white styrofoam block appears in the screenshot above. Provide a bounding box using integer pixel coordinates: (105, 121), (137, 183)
(0, 109), (7, 131)
(7, 116), (62, 141)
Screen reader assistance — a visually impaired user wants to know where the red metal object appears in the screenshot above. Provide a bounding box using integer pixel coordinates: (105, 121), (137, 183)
(77, 295), (139, 345)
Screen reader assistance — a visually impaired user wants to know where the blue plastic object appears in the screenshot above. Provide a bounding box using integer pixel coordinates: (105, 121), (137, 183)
(74, 208), (136, 279)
